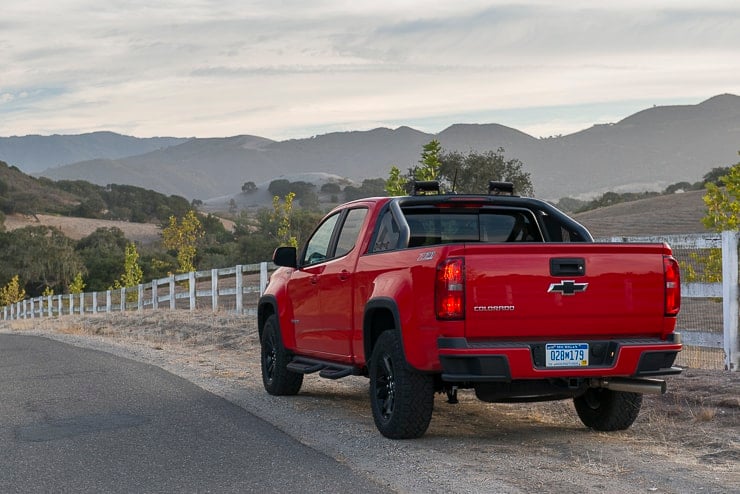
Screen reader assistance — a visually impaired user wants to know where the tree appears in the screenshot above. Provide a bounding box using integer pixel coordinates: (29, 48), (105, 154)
(76, 227), (129, 291)
(385, 140), (443, 196)
(0, 226), (85, 296)
(272, 193), (298, 248)
(69, 272), (86, 294)
(268, 179), (292, 198)
(703, 166), (732, 187)
(242, 181), (258, 193)
(162, 210), (205, 274)
(385, 166), (406, 196)
(0, 275), (26, 306)
(439, 148), (534, 196)
(117, 243), (144, 288)
(415, 139), (442, 182)
(320, 182), (341, 194)
(702, 158), (740, 231)
(684, 156), (740, 284)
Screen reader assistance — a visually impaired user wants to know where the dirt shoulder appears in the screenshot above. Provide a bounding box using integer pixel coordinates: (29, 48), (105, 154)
(2, 312), (738, 493)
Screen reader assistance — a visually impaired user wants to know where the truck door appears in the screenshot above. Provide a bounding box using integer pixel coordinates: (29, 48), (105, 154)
(317, 208), (368, 359)
(289, 212), (341, 353)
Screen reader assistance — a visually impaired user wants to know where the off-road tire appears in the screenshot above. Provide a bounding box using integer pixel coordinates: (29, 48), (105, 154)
(574, 388), (642, 431)
(261, 315), (303, 395)
(369, 331), (434, 439)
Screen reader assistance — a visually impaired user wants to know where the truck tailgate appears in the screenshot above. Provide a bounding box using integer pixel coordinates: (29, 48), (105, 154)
(462, 243), (673, 340)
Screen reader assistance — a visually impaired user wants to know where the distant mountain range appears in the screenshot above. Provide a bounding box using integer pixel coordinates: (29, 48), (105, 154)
(2, 94), (739, 201)
(0, 131), (188, 174)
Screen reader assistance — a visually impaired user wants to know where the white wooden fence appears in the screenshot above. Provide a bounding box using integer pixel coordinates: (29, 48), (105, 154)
(2, 232), (739, 371)
(606, 231), (738, 371)
(2, 262), (271, 319)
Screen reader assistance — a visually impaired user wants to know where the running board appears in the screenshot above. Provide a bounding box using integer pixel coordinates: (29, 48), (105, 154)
(287, 356), (359, 380)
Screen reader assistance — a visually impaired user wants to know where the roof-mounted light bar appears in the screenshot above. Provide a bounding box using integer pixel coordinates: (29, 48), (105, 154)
(488, 181), (515, 196)
(410, 180), (441, 196)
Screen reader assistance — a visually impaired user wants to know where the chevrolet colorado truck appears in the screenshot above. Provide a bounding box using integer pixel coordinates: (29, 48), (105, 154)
(258, 181), (682, 439)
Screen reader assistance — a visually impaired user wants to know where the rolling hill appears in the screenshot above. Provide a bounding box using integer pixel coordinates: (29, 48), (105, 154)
(3, 94), (739, 201)
(573, 189), (710, 237)
(0, 131), (187, 173)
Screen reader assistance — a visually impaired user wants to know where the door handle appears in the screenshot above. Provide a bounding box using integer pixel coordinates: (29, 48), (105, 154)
(550, 258), (585, 276)
(339, 270), (350, 281)
(310, 275), (319, 285)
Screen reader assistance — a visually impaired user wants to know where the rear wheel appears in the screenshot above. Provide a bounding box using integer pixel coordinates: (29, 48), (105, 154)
(369, 331), (434, 439)
(574, 388), (642, 431)
(261, 315), (303, 395)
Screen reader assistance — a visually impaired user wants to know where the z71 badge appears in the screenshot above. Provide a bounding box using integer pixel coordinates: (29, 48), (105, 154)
(416, 251), (436, 261)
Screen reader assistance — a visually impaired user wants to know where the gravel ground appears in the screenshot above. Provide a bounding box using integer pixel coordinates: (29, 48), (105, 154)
(2, 311), (738, 494)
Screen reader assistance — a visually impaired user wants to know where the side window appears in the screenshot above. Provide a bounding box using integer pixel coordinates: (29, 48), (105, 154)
(335, 208), (368, 257)
(302, 212), (341, 265)
(373, 210), (400, 252)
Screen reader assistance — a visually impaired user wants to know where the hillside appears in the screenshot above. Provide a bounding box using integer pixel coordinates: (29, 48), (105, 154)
(573, 189), (710, 238)
(3, 213), (162, 245)
(32, 94), (740, 201)
(0, 132), (188, 173)
(0, 161), (81, 214)
(0, 159), (190, 227)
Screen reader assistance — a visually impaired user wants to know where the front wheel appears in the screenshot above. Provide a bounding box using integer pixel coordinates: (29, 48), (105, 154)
(261, 315), (303, 396)
(369, 331), (434, 439)
(574, 388), (642, 431)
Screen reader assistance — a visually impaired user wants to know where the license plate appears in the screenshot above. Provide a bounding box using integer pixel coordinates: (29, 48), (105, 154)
(545, 343), (589, 367)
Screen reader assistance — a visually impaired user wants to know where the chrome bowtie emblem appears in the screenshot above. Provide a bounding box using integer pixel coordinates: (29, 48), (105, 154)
(548, 280), (588, 296)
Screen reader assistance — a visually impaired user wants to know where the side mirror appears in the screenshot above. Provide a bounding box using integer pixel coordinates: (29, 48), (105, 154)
(272, 246), (297, 268)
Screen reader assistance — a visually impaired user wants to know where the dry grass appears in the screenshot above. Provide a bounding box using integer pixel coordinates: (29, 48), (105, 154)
(4, 213), (162, 244)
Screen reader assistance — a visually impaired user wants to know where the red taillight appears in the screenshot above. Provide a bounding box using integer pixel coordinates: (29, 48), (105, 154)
(436, 258), (465, 320)
(663, 256), (681, 316)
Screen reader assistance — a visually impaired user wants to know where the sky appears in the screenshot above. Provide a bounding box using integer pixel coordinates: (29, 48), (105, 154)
(1, 0), (739, 141)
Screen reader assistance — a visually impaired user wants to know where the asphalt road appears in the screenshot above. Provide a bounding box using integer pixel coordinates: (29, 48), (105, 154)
(0, 334), (390, 493)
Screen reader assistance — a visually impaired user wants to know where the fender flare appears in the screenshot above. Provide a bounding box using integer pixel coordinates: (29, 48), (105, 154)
(363, 297), (402, 362)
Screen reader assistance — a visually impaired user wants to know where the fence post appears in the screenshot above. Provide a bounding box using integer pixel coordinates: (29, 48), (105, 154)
(211, 268), (218, 311)
(138, 284), (144, 311)
(169, 275), (176, 310)
(152, 280), (158, 310)
(47, 295), (53, 317)
(69, 294), (74, 316)
(92, 292), (97, 314)
(722, 230), (739, 371)
(260, 262), (268, 296)
(79, 293), (84, 315)
(120, 288), (125, 312)
(57, 295), (62, 317)
(189, 271), (196, 311)
(106, 291), (112, 313)
(30, 298), (35, 319)
(235, 265), (243, 314)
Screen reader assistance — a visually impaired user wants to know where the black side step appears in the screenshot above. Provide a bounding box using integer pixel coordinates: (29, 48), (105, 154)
(286, 360), (324, 374)
(287, 356), (359, 380)
(319, 367), (354, 379)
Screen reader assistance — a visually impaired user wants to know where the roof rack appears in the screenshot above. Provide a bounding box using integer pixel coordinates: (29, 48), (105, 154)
(409, 180), (441, 196)
(488, 181), (515, 196)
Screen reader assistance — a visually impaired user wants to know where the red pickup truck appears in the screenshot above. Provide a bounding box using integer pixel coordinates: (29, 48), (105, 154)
(258, 181), (682, 439)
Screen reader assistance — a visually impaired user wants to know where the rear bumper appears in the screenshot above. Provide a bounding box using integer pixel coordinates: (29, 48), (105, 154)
(438, 335), (682, 382)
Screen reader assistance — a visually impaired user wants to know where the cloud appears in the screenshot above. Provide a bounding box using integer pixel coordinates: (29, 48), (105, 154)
(1, 1), (739, 138)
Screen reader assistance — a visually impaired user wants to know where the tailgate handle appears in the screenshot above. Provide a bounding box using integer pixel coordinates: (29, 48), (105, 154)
(550, 258), (585, 276)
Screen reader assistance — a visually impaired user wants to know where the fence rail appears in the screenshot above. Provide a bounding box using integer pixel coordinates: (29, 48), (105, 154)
(2, 232), (739, 371)
(2, 262), (271, 319)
